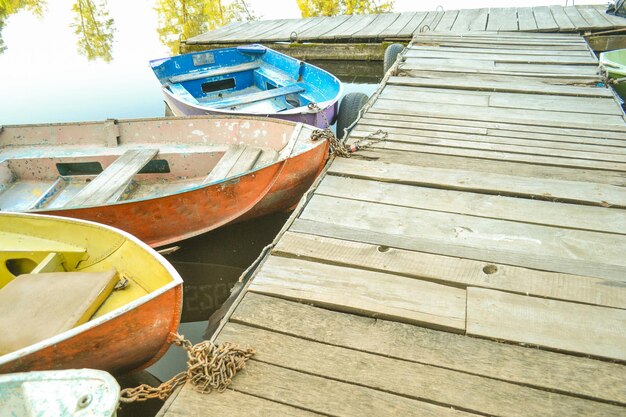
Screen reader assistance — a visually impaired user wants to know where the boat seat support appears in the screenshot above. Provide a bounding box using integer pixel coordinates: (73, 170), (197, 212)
(64, 148), (158, 208)
(208, 84), (305, 109)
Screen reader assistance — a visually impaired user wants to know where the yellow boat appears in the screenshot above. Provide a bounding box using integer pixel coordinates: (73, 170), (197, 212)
(0, 212), (183, 375)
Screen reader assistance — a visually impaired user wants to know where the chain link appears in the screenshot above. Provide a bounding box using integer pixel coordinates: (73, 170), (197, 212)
(307, 102), (387, 158)
(119, 333), (255, 403)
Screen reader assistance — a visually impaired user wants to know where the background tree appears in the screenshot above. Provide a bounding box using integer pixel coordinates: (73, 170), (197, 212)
(297, 0), (394, 17)
(155, 0), (256, 55)
(70, 0), (115, 62)
(0, 0), (47, 54)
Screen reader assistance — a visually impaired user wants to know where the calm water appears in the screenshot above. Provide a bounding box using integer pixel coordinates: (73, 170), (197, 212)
(1, 1), (381, 415)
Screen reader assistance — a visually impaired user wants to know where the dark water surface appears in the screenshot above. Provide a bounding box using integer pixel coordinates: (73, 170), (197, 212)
(1, 2), (382, 415)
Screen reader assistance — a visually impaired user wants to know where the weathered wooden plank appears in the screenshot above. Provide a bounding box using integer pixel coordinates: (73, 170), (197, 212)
(357, 116), (626, 149)
(564, 6), (591, 30)
(517, 7), (538, 31)
(373, 97), (625, 130)
(414, 11), (445, 34)
(265, 17), (328, 42)
(394, 11), (428, 37)
(548, 5), (576, 31)
(390, 71), (606, 97)
(353, 123), (626, 161)
(357, 118), (626, 151)
(449, 8), (488, 32)
(164, 385), (322, 417)
(216, 19), (283, 42)
(594, 4), (626, 27)
(467, 287), (626, 360)
(352, 12), (401, 38)
(300, 15), (352, 40)
(291, 217), (626, 286)
(405, 48), (597, 64)
(274, 231), (626, 309)
(577, 5), (614, 29)
(249, 256), (467, 332)
(209, 84), (304, 109)
(203, 145), (245, 184)
(380, 11), (418, 37)
(434, 10), (458, 32)
(220, 323), (625, 417)
(168, 62), (260, 84)
(66, 148), (157, 207)
(232, 293), (626, 404)
(400, 62), (599, 80)
(531, 6), (559, 31)
(487, 7), (519, 31)
(329, 13), (379, 39)
(228, 360), (472, 417)
(407, 45), (592, 57)
(317, 175), (626, 235)
(364, 109), (626, 141)
(380, 85), (620, 115)
(356, 137), (626, 172)
(349, 147), (626, 187)
(301, 195), (626, 275)
(328, 157), (626, 209)
(186, 21), (248, 43)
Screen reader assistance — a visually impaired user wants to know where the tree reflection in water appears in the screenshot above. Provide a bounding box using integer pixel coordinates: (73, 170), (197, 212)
(70, 0), (115, 62)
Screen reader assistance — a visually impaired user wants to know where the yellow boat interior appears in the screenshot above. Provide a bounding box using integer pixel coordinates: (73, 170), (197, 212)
(0, 117), (315, 211)
(0, 213), (179, 356)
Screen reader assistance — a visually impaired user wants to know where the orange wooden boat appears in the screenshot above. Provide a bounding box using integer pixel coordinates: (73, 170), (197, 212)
(0, 116), (328, 247)
(0, 212), (183, 375)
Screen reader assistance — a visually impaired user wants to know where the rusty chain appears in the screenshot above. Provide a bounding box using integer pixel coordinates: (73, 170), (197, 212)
(307, 102), (387, 157)
(119, 333), (255, 403)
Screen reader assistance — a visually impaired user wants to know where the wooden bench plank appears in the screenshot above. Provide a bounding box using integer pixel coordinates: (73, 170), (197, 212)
(203, 145), (246, 184)
(168, 83), (198, 104)
(249, 255), (467, 332)
(208, 84), (304, 109)
(232, 293), (626, 404)
(66, 149), (157, 207)
(467, 287), (626, 360)
(168, 62), (260, 84)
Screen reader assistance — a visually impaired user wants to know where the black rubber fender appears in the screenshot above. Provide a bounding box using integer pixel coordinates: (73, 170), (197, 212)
(336, 92), (368, 139)
(384, 43), (405, 73)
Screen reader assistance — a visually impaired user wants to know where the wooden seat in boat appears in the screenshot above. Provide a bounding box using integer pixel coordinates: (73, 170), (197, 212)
(0, 269), (118, 355)
(168, 83), (199, 104)
(208, 84), (305, 109)
(64, 148), (158, 207)
(203, 145), (265, 184)
(168, 62), (261, 84)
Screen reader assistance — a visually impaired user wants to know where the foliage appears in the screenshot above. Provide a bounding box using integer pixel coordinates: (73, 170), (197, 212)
(0, 0), (47, 54)
(70, 0), (115, 62)
(155, 0), (256, 55)
(297, 0), (394, 17)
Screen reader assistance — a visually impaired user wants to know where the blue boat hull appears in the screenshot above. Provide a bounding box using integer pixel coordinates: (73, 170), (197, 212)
(150, 45), (342, 128)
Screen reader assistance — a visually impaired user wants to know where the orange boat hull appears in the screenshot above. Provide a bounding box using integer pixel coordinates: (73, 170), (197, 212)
(0, 284), (182, 376)
(38, 142), (328, 247)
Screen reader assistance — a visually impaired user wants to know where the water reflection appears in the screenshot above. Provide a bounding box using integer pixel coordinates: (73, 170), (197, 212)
(70, 0), (115, 62)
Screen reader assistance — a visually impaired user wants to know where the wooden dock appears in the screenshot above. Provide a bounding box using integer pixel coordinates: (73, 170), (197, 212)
(160, 31), (626, 416)
(183, 4), (626, 59)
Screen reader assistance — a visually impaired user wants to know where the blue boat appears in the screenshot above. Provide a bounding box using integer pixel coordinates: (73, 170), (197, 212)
(149, 44), (343, 128)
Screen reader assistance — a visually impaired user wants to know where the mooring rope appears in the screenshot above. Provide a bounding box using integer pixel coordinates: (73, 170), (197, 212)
(119, 333), (255, 403)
